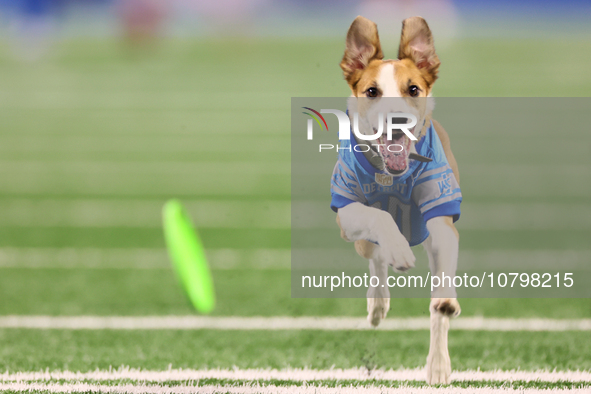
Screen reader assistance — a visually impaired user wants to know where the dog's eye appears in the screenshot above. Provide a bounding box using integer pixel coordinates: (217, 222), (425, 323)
(366, 87), (379, 98)
(408, 85), (420, 97)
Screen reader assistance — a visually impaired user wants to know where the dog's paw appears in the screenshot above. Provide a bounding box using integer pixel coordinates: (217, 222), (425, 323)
(379, 238), (415, 272)
(430, 298), (461, 318)
(375, 232), (415, 273)
(426, 349), (451, 385)
(367, 297), (390, 327)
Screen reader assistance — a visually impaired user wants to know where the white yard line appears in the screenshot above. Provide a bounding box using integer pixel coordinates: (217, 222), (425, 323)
(0, 316), (589, 331)
(1, 367), (591, 393)
(2, 367), (591, 383)
(0, 382), (588, 394)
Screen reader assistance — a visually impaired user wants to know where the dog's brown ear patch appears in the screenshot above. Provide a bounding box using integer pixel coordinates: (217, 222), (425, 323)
(398, 17), (440, 87)
(340, 16), (383, 85)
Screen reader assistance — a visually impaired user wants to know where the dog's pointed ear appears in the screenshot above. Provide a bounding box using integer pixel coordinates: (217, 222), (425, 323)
(340, 16), (383, 84)
(398, 17), (440, 87)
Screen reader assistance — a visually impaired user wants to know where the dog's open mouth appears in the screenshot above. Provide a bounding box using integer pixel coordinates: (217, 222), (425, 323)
(374, 128), (413, 174)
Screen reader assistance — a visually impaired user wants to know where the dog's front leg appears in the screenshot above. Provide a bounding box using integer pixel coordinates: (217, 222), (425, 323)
(366, 252), (390, 326)
(424, 216), (461, 385)
(352, 240), (391, 326)
(337, 202), (416, 326)
(337, 202), (416, 270)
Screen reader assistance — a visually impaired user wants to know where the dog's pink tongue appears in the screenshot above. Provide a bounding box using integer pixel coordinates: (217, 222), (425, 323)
(379, 135), (408, 172)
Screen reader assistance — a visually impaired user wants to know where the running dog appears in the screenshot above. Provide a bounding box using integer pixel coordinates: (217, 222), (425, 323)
(332, 16), (462, 384)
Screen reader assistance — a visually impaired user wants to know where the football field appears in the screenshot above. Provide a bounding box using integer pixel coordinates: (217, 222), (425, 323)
(0, 38), (590, 393)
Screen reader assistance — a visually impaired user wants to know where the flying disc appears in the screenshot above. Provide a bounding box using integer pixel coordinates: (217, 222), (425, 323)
(162, 199), (215, 314)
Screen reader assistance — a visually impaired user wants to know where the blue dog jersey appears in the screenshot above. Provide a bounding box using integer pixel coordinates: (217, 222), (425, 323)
(330, 121), (462, 246)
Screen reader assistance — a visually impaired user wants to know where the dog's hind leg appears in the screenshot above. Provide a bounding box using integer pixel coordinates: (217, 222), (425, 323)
(426, 300), (451, 384)
(424, 216), (461, 385)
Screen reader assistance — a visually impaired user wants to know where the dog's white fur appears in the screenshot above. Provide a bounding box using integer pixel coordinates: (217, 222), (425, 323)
(336, 16), (461, 384)
(377, 64), (402, 97)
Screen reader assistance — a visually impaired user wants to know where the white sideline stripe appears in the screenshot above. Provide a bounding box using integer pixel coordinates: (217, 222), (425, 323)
(1, 368), (590, 390)
(2, 367), (591, 383)
(0, 316), (589, 331)
(0, 383), (588, 394)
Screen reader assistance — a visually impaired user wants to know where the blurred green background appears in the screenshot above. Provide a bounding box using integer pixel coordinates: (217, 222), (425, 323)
(0, 0), (589, 319)
(0, 36), (589, 318)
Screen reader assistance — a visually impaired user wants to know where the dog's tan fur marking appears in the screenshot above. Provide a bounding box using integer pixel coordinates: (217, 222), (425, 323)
(335, 213), (350, 242)
(351, 60), (390, 96)
(432, 120), (460, 185)
(442, 215), (459, 240)
(354, 239), (376, 259)
(393, 59), (431, 96)
(336, 215), (378, 260)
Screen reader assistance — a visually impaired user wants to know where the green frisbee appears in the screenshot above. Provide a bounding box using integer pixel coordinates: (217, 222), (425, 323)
(162, 199), (215, 314)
